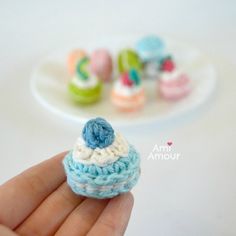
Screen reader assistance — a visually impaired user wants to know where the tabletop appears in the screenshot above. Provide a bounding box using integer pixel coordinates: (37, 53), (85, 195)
(0, 1), (235, 235)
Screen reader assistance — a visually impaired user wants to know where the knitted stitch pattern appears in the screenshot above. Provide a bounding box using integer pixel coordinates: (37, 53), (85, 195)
(63, 145), (140, 199)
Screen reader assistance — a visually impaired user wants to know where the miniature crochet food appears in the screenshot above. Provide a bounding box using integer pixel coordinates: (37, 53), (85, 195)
(63, 117), (141, 199)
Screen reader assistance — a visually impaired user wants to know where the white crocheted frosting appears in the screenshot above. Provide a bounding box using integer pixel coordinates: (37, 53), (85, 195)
(159, 69), (181, 82)
(71, 75), (99, 89)
(72, 133), (129, 166)
(113, 80), (142, 96)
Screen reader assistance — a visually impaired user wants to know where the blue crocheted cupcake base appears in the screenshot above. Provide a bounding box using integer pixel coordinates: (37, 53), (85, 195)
(63, 145), (140, 199)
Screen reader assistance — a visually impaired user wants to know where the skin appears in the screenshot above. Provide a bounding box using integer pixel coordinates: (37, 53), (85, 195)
(0, 152), (134, 236)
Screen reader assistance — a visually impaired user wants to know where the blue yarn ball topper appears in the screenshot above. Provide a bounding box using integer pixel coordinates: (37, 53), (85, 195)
(82, 117), (115, 149)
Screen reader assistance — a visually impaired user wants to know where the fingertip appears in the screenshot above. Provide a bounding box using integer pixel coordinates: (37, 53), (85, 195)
(50, 151), (69, 161)
(123, 192), (134, 204)
(112, 192), (134, 208)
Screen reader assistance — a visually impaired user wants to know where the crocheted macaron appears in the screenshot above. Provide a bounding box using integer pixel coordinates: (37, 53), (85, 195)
(67, 49), (87, 75)
(118, 49), (142, 74)
(135, 35), (166, 62)
(90, 49), (113, 82)
(63, 118), (141, 199)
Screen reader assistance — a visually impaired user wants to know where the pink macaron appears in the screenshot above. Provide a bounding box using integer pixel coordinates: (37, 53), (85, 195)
(90, 49), (113, 82)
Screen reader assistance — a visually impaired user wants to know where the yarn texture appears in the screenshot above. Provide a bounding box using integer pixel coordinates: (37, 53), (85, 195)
(63, 145), (140, 199)
(63, 117), (141, 199)
(82, 117), (115, 149)
(72, 133), (129, 166)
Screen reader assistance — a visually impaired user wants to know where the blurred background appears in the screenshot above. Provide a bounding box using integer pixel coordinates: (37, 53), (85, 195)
(0, 0), (235, 235)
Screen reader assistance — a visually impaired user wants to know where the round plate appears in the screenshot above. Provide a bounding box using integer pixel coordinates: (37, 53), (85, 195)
(30, 35), (217, 127)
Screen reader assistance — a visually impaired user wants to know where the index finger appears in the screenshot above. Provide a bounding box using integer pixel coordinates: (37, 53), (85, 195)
(0, 151), (67, 229)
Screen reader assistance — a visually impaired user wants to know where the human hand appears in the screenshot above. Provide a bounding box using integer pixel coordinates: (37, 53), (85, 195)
(0, 152), (134, 236)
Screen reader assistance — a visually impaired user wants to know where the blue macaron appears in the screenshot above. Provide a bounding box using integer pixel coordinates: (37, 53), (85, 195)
(135, 35), (166, 62)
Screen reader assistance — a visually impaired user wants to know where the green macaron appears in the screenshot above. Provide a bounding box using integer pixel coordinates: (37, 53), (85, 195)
(118, 49), (142, 74)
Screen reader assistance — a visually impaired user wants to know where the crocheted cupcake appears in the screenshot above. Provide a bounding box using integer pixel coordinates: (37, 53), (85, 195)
(68, 56), (102, 104)
(63, 118), (141, 199)
(158, 56), (192, 100)
(111, 69), (145, 111)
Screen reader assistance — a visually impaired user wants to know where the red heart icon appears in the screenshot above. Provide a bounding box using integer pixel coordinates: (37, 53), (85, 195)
(167, 141), (172, 146)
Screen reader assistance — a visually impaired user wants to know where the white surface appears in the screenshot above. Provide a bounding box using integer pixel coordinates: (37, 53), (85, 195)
(31, 37), (217, 127)
(0, 1), (236, 235)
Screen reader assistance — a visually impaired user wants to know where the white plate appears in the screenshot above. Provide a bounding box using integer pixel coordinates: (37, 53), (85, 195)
(30, 35), (217, 127)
